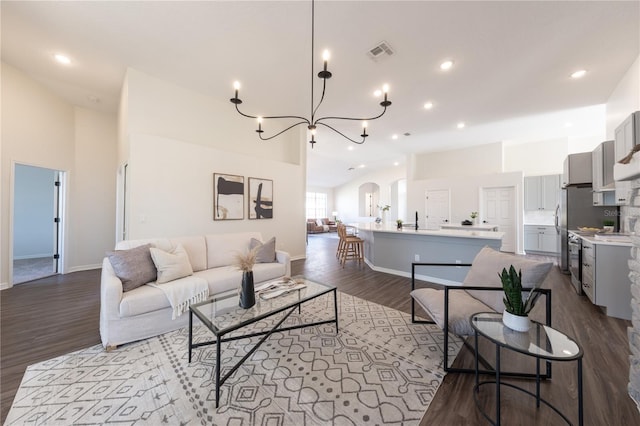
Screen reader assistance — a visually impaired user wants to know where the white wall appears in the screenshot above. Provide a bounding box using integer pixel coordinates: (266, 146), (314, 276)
(411, 142), (503, 180)
(13, 165), (56, 258)
(1, 63), (118, 286)
(334, 166), (406, 224)
(606, 55), (640, 139)
(408, 171), (525, 252)
(503, 138), (568, 176)
(122, 69), (307, 260)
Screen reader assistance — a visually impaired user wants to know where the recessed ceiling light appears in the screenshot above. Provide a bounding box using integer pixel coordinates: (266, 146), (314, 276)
(347, 146), (354, 151)
(457, 122), (465, 129)
(373, 89), (382, 97)
(393, 161), (399, 166)
(440, 60), (454, 70)
(358, 164), (366, 169)
(392, 134), (398, 140)
(571, 69), (587, 79)
(424, 102), (434, 110)
(54, 54), (71, 65)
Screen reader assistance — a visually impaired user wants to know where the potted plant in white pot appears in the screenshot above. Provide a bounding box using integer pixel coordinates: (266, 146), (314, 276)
(500, 265), (542, 332)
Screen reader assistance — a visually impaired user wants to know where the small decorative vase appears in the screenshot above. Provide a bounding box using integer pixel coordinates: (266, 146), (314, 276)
(397, 223), (402, 230)
(239, 271), (255, 309)
(502, 310), (530, 332)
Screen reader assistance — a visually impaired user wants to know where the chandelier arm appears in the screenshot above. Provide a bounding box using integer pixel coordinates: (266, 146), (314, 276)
(312, 77), (328, 120)
(257, 121), (309, 141)
(316, 122), (366, 145)
(235, 104), (310, 124)
(314, 105), (388, 124)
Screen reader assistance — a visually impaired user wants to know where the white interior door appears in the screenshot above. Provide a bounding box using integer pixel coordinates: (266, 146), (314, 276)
(482, 186), (516, 252)
(425, 189), (450, 230)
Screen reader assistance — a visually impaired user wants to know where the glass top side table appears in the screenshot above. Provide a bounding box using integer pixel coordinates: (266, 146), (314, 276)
(471, 312), (584, 426)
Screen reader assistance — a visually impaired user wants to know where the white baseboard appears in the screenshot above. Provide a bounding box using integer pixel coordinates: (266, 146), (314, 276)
(67, 264), (102, 273)
(13, 253), (54, 260)
(0, 282), (12, 290)
(363, 258), (463, 287)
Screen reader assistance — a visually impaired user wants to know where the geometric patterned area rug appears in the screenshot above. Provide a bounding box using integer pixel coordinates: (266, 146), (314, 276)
(6, 292), (461, 425)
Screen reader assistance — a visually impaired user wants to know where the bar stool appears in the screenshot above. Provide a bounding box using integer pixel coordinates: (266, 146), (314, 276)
(337, 224), (364, 267)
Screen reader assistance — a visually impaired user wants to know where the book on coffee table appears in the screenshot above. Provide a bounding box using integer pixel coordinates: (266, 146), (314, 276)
(255, 280), (307, 300)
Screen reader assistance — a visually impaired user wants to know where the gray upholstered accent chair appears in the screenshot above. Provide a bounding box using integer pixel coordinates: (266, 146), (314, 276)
(410, 247), (553, 375)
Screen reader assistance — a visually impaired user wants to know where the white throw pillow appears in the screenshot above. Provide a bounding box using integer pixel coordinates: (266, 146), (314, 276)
(150, 244), (194, 284)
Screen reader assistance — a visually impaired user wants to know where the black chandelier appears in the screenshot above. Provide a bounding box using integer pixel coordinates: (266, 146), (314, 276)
(230, 0), (392, 148)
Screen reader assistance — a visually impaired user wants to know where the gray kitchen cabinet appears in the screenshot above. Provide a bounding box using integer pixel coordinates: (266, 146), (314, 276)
(592, 141), (616, 206)
(581, 238), (632, 320)
(524, 225), (558, 253)
(614, 180), (631, 206)
(614, 112), (637, 163)
(524, 175), (560, 211)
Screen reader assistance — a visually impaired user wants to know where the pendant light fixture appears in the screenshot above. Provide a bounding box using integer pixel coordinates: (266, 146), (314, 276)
(230, 0), (392, 148)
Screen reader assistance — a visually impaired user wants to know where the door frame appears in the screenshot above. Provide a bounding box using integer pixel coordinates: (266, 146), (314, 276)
(425, 188), (451, 230)
(7, 161), (67, 288)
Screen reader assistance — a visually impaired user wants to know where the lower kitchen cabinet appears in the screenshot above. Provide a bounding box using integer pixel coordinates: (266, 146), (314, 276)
(581, 239), (632, 320)
(524, 225), (559, 253)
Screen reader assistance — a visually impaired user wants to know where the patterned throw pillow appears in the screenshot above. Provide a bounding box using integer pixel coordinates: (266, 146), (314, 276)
(107, 243), (157, 292)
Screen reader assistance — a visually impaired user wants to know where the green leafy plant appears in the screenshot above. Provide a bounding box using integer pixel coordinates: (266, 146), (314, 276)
(396, 219), (403, 225)
(499, 265), (541, 316)
(378, 204), (391, 212)
(603, 220), (615, 227)
(470, 211), (478, 219)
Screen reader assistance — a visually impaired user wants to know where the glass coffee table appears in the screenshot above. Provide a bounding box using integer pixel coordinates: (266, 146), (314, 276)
(470, 312), (583, 426)
(188, 277), (338, 407)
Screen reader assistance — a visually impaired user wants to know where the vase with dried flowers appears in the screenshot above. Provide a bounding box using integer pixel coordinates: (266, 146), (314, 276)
(233, 247), (258, 308)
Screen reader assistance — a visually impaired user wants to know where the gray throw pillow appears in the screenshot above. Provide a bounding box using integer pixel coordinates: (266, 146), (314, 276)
(107, 243), (157, 292)
(249, 237), (276, 263)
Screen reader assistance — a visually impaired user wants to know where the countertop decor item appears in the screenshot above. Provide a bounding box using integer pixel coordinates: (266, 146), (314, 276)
(233, 247), (259, 308)
(396, 219), (403, 230)
(500, 265), (541, 332)
(229, 0), (392, 148)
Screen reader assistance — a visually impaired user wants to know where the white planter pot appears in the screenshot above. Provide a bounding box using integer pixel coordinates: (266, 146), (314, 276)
(502, 310), (530, 332)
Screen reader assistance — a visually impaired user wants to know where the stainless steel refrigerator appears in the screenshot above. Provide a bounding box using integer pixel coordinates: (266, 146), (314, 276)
(557, 185), (619, 273)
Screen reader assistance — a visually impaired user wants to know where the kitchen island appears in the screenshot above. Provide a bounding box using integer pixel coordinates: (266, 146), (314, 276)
(354, 223), (504, 285)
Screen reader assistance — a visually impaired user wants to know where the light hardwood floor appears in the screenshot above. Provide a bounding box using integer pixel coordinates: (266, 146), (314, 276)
(1, 234), (638, 424)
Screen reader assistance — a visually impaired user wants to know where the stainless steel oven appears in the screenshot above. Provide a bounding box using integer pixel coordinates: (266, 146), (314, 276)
(568, 234), (582, 294)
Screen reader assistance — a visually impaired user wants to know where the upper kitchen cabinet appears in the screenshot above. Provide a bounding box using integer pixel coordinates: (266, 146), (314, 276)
(614, 111), (639, 163)
(592, 140), (616, 206)
(562, 152), (592, 188)
(524, 174), (560, 211)
(612, 111), (639, 205)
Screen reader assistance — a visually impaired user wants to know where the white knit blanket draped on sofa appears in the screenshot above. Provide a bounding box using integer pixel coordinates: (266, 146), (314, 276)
(149, 277), (209, 319)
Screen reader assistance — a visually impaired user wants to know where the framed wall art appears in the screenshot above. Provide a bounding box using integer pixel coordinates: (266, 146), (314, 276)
(213, 173), (244, 220)
(248, 177), (273, 219)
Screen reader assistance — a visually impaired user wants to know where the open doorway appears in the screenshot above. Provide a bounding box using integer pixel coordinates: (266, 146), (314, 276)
(12, 163), (64, 285)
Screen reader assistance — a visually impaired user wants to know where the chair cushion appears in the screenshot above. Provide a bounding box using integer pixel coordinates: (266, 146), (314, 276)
(411, 287), (492, 336)
(464, 247), (553, 312)
(150, 244), (194, 284)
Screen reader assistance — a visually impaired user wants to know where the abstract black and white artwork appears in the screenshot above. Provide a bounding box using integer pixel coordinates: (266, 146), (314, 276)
(248, 177), (273, 219)
(214, 173), (244, 220)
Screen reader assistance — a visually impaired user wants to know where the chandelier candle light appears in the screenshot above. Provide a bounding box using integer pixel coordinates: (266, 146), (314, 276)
(230, 0), (392, 148)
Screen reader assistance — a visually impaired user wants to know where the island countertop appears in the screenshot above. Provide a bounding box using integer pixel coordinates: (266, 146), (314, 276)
(351, 222), (504, 240)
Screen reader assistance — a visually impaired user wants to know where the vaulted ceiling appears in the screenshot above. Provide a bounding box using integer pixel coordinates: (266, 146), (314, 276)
(2, 1), (638, 187)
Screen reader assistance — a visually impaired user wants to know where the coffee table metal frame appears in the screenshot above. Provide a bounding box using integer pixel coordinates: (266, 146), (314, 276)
(470, 312), (583, 426)
(188, 278), (338, 407)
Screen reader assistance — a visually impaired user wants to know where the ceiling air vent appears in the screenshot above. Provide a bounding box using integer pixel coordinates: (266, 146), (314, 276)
(368, 41), (394, 61)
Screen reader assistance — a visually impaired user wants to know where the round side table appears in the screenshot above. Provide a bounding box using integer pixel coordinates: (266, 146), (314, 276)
(470, 312), (583, 425)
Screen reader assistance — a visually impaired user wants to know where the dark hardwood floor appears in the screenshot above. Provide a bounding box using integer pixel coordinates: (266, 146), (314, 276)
(1, 234), (638, 424)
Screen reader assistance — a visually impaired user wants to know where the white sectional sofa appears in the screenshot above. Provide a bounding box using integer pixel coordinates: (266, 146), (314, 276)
(100, 232), (290, 349)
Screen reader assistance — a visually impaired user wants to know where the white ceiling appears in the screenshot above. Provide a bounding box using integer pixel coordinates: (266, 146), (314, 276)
(2, 1), (638, 187)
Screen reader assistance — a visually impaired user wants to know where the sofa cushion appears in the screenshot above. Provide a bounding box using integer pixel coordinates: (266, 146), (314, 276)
(195, 262), (286, 295)
(150, 244), (194, 284)
(411, 287), (492, 336)
(107, 244), (157, 292)
(464, 247), (553, 313)
(119, 284), (169, 317)
(206, 232), (262, 268)
(169, 236), (207, 272)
(250, 237), (276, 263)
